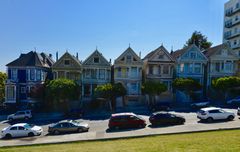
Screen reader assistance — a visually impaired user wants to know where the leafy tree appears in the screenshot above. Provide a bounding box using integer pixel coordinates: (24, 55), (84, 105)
(172, 78), (202, 101)
(45, 78), (80, 112)
(142, 81), (167, 105)
(212, 76), (240, 100)
(94, 83), (127, 111)
(184, 31), (212, 50)
(0, 72), (7, 103)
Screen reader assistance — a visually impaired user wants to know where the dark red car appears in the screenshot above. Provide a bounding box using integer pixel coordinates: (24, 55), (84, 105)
(108, 113), (146, 130)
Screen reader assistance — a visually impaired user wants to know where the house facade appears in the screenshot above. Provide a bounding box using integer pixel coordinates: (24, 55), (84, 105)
(204, 43), (239, 87)
(172, 44), (208, 85)
(82, 50), (111, 97)
(114, 47), (143, 99)
(5, 51), (54, 103)
(143, 45), (175, 91)
(52, 52), (82, 84)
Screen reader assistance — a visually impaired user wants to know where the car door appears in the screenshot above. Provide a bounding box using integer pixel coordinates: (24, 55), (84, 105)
(17, 111), (26, 119)
(209, 110), (222, 120)
(68, 123), (77, 132)
(9, 126), (18, 137)
(18, 126), (28, 137)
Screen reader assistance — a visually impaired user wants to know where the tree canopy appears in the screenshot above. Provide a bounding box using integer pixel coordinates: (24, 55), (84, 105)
(0, 72), (7, 103)
(184, 31), (212, 50)
(142, 81), (167, 95)
(172, 78), (202, 92)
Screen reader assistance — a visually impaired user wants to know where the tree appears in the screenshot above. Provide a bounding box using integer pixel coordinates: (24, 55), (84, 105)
(172, 78), (202, 101)
(184, 31), (212, 50)
(142, 81), (167, 105)
(45, 78), (80, 112)
(0, 72), (7, 103)
(212, 76), (240, 100)
(94, 83), (127, 111)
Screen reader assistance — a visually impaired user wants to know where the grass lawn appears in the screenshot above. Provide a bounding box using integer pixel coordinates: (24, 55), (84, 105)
(1, 129), (240, 152)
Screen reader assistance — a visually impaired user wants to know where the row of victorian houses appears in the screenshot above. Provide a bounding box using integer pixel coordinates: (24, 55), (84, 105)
(4, 43), (240, 105)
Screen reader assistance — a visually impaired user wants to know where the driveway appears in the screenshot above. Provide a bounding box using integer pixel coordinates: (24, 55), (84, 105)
(0, 108), (240, 147)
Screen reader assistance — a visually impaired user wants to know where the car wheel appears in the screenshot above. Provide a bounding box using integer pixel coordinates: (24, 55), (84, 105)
(77, 128), (83, 133)
(206, 117), (213, 123)
(227, 115), (234, 121)
(28, 132), (34, 137)
(114, 126), (119, 130)
(5, 134), (12, 139)
(53, 130), (60, 135)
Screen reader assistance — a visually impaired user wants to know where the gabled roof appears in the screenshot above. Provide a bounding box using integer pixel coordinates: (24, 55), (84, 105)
(203, 43), (238, 58)
(171, 45), (193, 60)
(114, 47), (142, 64)
(52, 52), (81, 68)
(6, 51), (54, 68)
(82, 49), (111, 66)
(143, 45), (175, 62)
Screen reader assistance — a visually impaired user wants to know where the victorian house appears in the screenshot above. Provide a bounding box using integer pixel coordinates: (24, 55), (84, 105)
(5, 51), (54, 103)
(143, 45), (175, 91)
(52, 52), (82, 84)
(203, 43), (239, 87)
(82, 49), (111, 97)
(114, 47), (143, 102)
(171, 44), (208, 102)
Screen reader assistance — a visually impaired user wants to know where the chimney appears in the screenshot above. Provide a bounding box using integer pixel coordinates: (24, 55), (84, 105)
(76, 52), (79, 60)
(109, 58), (111, 64)
(49, 54), (52, 59)
(56, 52), (59, 61)
(139, 51), (141, 58)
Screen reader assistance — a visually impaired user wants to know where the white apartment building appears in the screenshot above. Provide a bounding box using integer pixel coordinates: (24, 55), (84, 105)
(223, 0), (240, 57)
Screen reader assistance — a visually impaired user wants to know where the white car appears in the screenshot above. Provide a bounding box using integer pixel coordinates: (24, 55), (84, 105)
(1, 123), (42, 139)
(7, 110), (32, 121)
(197, 107), (235, 122)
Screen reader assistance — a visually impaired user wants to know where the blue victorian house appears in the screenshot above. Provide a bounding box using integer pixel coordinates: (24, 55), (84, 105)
(5, 51), (54, 104)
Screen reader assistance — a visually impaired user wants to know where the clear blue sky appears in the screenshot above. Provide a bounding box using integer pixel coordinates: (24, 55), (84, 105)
(0, 0), (227, 72)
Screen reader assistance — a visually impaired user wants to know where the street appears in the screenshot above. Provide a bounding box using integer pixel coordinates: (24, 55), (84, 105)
(0, 108), (240, 147)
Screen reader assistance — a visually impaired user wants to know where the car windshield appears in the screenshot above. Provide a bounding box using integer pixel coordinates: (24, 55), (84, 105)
(71, 120), (82, 125)
(24, 124), (34, 129)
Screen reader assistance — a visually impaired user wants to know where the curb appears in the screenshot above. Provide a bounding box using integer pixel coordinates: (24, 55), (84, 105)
(1, 127), (240, 148)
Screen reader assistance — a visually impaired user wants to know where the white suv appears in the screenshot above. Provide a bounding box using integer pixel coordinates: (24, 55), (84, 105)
(7, 110), (32, 121)
(197, 107), (235, 123)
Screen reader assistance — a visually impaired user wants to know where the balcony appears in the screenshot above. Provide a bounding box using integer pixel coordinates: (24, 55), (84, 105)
(225, 7), (240, 17)
(225, 20), (240, 28)
(224, 31), (240, 40)
(232, 43), (240, 50)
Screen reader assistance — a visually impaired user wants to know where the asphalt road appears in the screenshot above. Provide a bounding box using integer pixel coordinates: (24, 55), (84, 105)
(0, 108), (240, 147)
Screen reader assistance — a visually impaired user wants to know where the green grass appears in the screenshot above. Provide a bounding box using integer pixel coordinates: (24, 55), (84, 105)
(1, 130), (240, 152)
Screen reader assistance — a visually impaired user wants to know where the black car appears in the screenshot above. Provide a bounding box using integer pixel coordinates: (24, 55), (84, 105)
(150, 102), (171, 112)
(65, 108), (84, 118)
(149, 112), (185, 126)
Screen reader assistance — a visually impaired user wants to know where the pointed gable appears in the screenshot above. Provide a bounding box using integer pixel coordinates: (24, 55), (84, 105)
(114, 47), (143, 65)
(172, 44), (208, 62)
(83, 50), (111, 67)
(204, 43), (239, 60)
(52, 52), (81, 69)
(144, 45), (175, 62)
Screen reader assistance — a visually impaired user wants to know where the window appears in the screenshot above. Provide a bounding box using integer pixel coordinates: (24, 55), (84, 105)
(18, 126), (25, 130)
(194, 63), (201, 73)
(94, 57), (99, 63)
(10, 127), (17, 130)
(6, 86), (15, 100)
(236, 16), (239, 21)
(235, 28), (238, 34)
(189, 63), (193, 73)
(149, 65), (153, 74)
(163, 65), (169, 74)
(190, 52), (196, 59)
(158, 66), (161, 75)
(117, 67), (121, 77)
(225, 61), (232, 71)
(237, 3), (239, 9)
(91, 69), (97, 79)
(180, 64), (184, 73)
(126, 55), (132, 63)
(30, 69), (35, 80)
(215, 62), (220, 72)
(11, 69), (17, 80)
(131, 67), (137, 77)
(99, 69), (105, 79)
(21, 87), (26, 94)
(36, 70), (41, 80)
(234, 40), (237, 45)
(158, 55), (164, 59)
(64, 60), (70, 65)
(85, 69), (91, 79)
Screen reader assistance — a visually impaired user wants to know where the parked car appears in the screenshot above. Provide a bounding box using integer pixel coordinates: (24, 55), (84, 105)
(150, 102), (170, 112)
(227, 96), (240, 106)
(238, 107), (240, 116)
(149, 112), (185, 126)
(7, 110), (32, 121)
(108, 113), (146, 130)
(197, 107), (235, 123)
(48, 120), (89, 135)
(191, 101), (210, 109)
(1, 123), (42, 139)
(65, 108), (84, 118)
